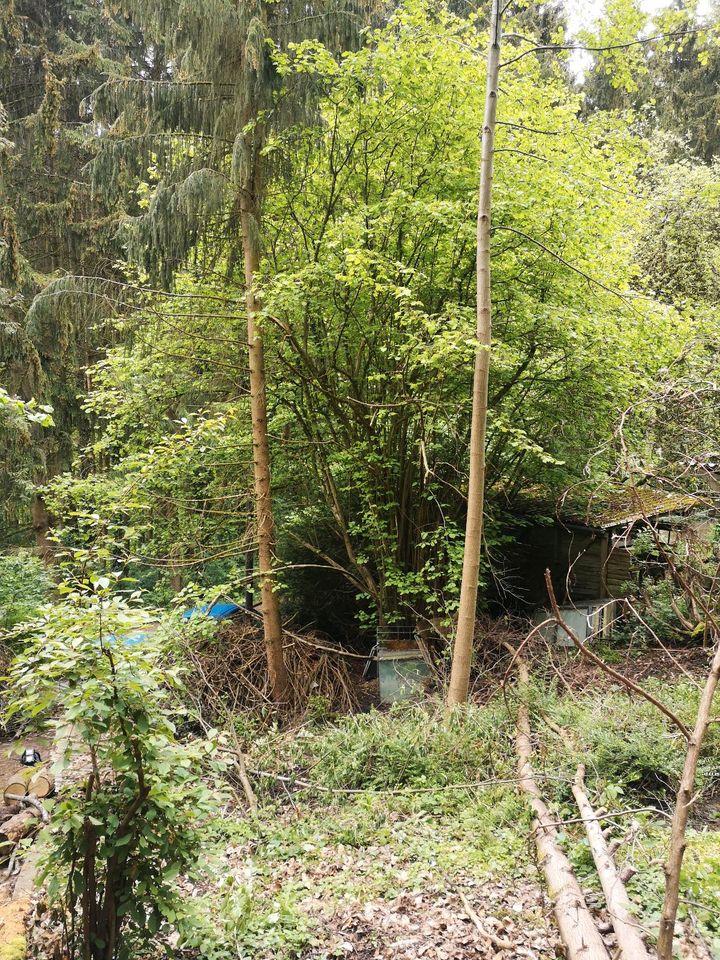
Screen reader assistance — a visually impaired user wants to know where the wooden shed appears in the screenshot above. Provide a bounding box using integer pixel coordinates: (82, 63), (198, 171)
(502, 488), (705, 610)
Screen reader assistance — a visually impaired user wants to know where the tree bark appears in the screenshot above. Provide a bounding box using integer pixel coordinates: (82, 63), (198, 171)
(0, 809), (38, 862)
(240, 199), (290, 703)
(656, 635), (720, 960)
(572, 764), (651, 960)
(448, 0), (501, 705)
(31, 494), (54, 564)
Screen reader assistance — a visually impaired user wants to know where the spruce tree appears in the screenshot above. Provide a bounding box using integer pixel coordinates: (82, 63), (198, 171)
(0, 0), (142, 546)
(88, 0), (382, 701)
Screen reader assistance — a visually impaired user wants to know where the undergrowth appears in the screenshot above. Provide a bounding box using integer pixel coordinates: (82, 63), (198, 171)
(135, 677), (720, 959)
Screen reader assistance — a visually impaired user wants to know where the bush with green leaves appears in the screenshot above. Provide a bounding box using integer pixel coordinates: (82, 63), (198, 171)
(0, 551), (53, 629)
(6, 587), (226, 960)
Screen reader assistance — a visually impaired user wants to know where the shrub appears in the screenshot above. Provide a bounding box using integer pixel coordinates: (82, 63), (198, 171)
(0, 551), (53, 629)
(6, 587), (226, 960)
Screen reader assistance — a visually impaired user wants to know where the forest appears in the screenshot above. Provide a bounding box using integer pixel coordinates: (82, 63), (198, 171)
(1, 0), (720, 957)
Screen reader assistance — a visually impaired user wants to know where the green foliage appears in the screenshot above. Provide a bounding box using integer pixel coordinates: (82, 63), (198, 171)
(0, 551), (53, 629)
(637, 159), (720, 305)
(5, 585), (225, 960)
(270, 699), (514, 792)
(0, 0), (142, 536)
(179, 880), (314, 960)
(534, 679), (720, 806)
(0, 388), (54, 528)
(585, 1), (720, 162)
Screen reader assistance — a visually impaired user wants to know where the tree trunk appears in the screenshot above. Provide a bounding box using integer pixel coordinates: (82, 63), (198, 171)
(513, 657), (611, 960)
(656, 635), (720, 960)
(240, 200), (290, 703)
(572, 764), (651, 960)
(31, 494), (54, 564)
(447, 0), (501, 706)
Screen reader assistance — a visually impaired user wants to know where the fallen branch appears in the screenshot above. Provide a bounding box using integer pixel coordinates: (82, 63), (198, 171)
(572, 764), (651, 960)
(544, 570), (691, 740)
(4, 792), (50, 823)
(228, 728), (258, 815)
(456, 887), (514, 950)
(508, 648), (610, 959)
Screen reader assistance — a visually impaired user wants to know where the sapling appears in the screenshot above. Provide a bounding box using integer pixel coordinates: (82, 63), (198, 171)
(6, 578), (226, 960)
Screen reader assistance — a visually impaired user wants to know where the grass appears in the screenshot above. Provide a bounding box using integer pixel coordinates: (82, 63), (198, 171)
(178, 675), (720, 958)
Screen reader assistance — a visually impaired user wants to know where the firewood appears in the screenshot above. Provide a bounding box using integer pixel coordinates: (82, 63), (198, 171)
(0, 809), (39, 863)
(3, 769), (34, 804)
(28, 769), (54, 799)
(0, 803), (21, 824)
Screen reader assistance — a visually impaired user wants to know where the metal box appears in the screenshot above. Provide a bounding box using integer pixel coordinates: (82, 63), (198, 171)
(377, 647), (430, 703)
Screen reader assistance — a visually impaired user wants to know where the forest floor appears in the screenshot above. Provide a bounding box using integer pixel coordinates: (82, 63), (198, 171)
(15, 646), (720, 960)
(166, 646), (720, 960)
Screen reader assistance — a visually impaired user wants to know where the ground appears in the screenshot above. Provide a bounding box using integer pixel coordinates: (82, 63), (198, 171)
(7, 647), (720, 959)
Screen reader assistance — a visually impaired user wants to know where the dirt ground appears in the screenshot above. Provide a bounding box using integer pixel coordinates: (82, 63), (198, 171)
(0, 737), (49, 790)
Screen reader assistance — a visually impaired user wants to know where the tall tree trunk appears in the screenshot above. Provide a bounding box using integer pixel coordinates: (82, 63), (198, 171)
(31, 493), (54, 564)
(240, 200), (290, 703)
(447, 0), (501, 706)
(656, 633), (720, 960)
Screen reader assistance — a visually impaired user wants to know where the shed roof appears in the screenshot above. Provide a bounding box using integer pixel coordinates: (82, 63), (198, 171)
(587, 488), (703, 529)
(510, 485), (709, 531)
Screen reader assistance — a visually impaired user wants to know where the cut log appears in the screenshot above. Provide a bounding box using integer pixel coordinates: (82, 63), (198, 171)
(510, 652), (611, 960)
(0, 804), (21, 824)
(28, 769), (54, 799)
(0, 810), (39, 864)
(3, 769), (34, 804)
(572, 765), (651, 960)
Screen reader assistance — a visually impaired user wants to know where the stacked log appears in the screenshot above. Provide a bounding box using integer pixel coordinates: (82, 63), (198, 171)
(2, 771), (34, 805)
(27, 770), (54, 800)
(0, 810), (38, 866)
(0, 766), (53, 869)
(3, 768), (54, 805)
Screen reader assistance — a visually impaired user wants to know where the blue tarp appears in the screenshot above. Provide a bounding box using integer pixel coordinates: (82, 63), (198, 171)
(181, 602), (243, 622)
(121, 630), (155, 647)
(110, 602), (241, 647)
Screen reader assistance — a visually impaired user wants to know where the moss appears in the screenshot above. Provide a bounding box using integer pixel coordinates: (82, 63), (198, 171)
(0, 899), (29, 960)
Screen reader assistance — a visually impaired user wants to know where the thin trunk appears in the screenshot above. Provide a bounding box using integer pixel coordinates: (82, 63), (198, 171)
(656, 635), (720, 960)
(448, 0), (501, 705)
(240, 201), (290, 703)
(572, 764), (651, 960)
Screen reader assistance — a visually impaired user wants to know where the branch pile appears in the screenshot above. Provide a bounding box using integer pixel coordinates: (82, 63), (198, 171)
(180, 620), (359, 718)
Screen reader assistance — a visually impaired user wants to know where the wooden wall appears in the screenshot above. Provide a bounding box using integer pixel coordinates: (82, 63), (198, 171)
(501, 523), (632, 608)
